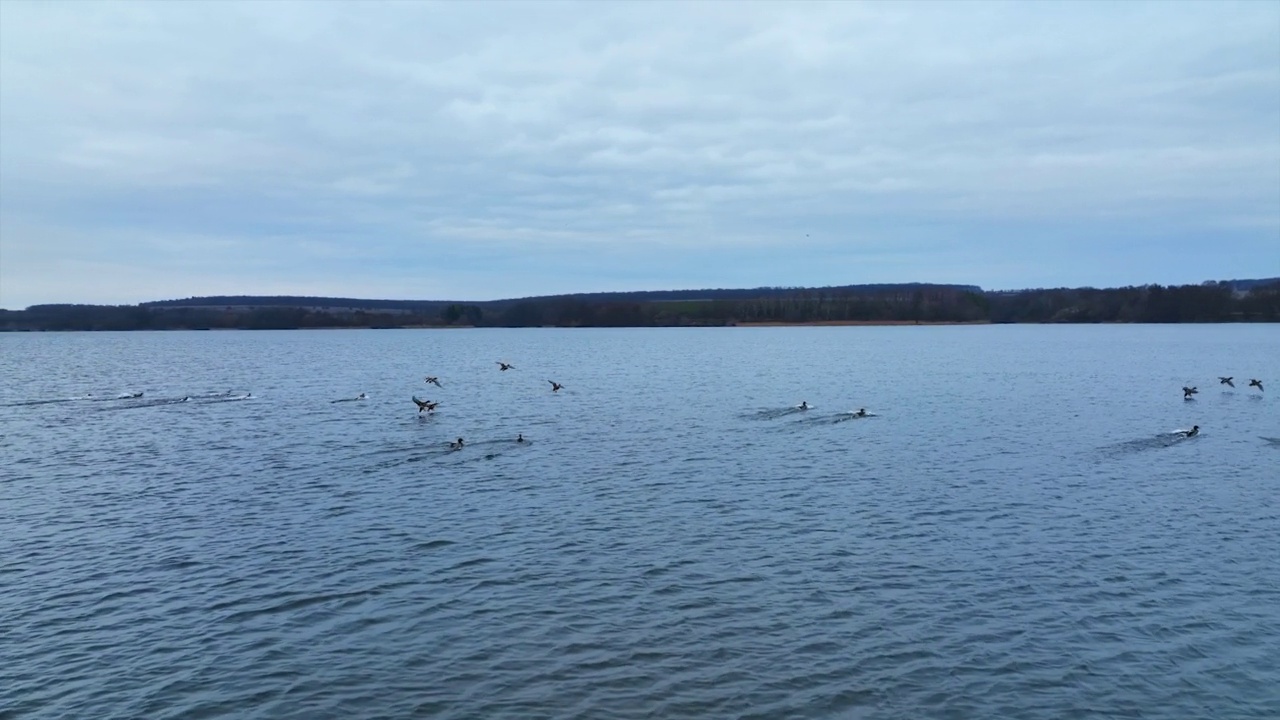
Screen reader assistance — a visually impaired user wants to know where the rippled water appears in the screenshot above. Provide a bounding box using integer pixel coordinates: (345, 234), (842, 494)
(2, 325), (1278, 719)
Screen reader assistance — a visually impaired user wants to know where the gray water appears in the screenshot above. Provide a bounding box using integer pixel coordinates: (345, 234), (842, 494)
(1, 325), (1277, 719)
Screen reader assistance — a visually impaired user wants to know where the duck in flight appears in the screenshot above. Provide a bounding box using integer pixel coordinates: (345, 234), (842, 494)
(1219, 377), (1234, 388)
(411, 396), (438, 413)
(549, 380), (564, 392)
(497, 362), (515, 371)
(1179, 425), (1200, 438)
(1183, 386), (1198, 400)
(1250, 379), (1264, 392)
(424, 376), (443, 388)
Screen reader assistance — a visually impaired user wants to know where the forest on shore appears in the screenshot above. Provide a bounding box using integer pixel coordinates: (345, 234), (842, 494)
(2, 280), (1277, 331)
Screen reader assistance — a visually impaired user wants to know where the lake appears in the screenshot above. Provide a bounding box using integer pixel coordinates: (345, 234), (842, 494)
(1, 325), (1277, 719)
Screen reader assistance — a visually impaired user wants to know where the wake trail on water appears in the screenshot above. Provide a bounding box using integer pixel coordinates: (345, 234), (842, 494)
(1102, 431), (1201, 455)
(794, 411), (879, 426)
(381, 438), (535, 468)
(99, 396), (194, 410)
(195, 394), (254, 404)
(96, 394), (253, 411)
(3, 395), (96, 407)
(5, 390), (252, 409)
(745, 406), (814, 420)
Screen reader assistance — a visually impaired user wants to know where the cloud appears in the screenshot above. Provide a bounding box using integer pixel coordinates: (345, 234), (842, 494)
(1, 0), (1277, 308)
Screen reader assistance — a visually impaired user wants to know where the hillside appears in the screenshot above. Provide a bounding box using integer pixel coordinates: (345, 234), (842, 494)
(3, 279), (1277, 330)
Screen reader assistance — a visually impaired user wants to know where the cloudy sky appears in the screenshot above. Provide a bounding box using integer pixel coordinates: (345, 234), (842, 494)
(1, 1), (1277, 309)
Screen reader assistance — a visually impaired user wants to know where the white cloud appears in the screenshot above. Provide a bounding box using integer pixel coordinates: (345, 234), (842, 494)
(1, 0), (1277, 308)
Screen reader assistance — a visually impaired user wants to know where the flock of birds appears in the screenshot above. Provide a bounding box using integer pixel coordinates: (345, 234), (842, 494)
(333, 361), (565, 451)
(1228, 377), (1263, 391)
(1177, 376), (1265, 438)
(1183, 377), (1265, 398)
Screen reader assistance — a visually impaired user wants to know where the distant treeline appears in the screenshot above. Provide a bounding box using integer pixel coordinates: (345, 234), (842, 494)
(2, 281), (1277, 331)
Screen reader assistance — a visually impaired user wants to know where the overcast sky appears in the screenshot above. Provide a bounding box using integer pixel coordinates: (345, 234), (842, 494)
(1, 1), (1277, 308)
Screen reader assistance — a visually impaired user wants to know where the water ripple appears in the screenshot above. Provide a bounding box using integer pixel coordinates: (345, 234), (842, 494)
(1, 326), (1278, 719)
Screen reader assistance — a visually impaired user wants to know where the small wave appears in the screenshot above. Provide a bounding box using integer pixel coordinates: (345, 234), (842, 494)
(412, 539), (456, 552)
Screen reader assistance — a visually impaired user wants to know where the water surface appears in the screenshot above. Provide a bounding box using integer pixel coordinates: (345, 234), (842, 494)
(2, 325), (1277, 719)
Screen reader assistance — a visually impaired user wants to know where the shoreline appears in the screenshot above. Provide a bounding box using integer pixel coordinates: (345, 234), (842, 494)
(734, 320), (991, 327)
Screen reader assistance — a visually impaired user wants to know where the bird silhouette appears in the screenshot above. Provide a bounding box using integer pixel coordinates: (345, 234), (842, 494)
(549, 380), (564, 392)
(1219, 376), (1234, 388)
(497, 362), (515, 371)
(412, 396), (438, 413)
